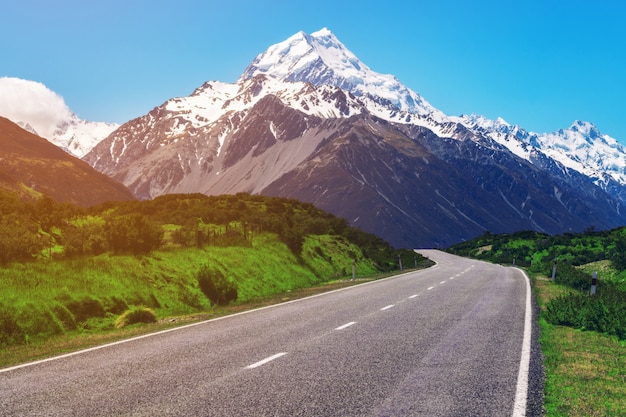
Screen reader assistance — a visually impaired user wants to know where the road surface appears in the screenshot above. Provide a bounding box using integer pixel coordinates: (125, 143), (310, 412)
(1, 250), (540, 416)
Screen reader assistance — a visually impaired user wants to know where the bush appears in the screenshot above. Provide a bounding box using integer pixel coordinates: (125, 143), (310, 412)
(50, 303), (77, 331)
(105, 214), (163, 255)
(197, 265), (238, 306)
(115, 306), (157, 328)
(65, 297), (106, 322)
(0, 306), (24, 346)
(553, 263), (591, 292)
(544, 285), (626, 339)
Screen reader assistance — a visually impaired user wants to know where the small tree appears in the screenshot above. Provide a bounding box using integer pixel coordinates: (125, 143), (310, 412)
(105, 214), (163, 254)
(197, 265), (238, 306)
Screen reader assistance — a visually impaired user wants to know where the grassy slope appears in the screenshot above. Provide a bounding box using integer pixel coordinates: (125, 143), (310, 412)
(0, 233), (379, 353)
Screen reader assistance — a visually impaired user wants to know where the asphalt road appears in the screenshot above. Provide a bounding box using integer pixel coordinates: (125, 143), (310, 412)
(0, 250), (541, 416)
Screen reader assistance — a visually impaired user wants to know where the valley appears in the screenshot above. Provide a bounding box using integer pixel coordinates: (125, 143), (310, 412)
(2, 26), (626, 417)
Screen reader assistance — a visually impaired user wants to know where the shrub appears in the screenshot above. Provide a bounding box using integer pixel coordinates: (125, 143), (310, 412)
(544, 285), (626, 339)
(104, 296), (129, 315)
(105, 214), (163, 255)
(50, 303), (77, 331)
(0, 306), (24, 346)
(553, 263), (591, 292)
(65, 297), (106, 322)
(197, 265), (238, 306)
(115, 306), (157, 328)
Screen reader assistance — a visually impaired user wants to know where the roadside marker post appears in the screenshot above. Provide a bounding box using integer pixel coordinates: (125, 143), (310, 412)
(590, 271), (597, 296)
(551, 257), (558, 281)
(398, 255), (403, 272)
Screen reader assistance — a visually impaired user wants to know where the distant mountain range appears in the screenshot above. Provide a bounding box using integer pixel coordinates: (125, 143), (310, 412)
(0, 77), (118, 157)
(0, 116), (135, 206)
(3, 29), (626, 247)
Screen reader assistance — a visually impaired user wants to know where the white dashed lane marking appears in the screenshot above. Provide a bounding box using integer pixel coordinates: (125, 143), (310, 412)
(246, 352), (288, 369)
(335, 322), (356, 330)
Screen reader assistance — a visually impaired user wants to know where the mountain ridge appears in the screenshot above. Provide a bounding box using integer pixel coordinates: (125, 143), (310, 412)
(78, 28), (626, 246)
(0, 116), (135, 206)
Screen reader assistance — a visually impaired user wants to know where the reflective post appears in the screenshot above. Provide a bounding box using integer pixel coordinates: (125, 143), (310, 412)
(551, 257), (558, 281)
(590, 271), (597, 296)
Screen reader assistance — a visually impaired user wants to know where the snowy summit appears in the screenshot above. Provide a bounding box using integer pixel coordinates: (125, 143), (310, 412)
(240, 28), (440, 117)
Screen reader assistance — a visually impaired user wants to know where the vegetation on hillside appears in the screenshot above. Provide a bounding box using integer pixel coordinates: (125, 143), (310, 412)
(448, 228), (626, 340)
(0, 191), (428, 349)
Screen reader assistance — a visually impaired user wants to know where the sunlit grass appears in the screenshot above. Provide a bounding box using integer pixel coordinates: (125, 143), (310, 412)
(536, 278), (626, 416)
(0, 271), (390, 369)
(0, 232), (383, 367)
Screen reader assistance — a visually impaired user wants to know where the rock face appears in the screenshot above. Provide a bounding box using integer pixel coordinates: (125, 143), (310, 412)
(82, 29), (626, 247)
(0, 117), (135, 206)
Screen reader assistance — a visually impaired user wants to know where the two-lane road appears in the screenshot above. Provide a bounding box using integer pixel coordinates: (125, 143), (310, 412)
(1, 250), (540, 416)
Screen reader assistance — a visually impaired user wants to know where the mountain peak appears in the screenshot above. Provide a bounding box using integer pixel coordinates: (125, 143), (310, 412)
(567, 120), (600, 138)
(240, 29), (440, 116)
(239, 28), (362, 83)
(0, 77), (118, 157)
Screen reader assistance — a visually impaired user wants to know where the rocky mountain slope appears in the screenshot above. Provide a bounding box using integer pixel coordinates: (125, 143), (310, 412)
(0, 116), (135, 206)
(82, 28), (626, 247)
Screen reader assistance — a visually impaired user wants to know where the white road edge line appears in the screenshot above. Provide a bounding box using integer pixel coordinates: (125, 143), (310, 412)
(246, 352), (288, 369)
(335, 321), (356, 330)
(512, 268), (532, 417)
(380, 304), (394, 311)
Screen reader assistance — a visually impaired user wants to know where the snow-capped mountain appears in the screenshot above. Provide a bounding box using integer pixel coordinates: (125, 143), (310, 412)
(459, 114), (626, 187)
(240, 29), (626, 191)
(0, 77), (118, 157)
(240, 28), (444, 119)
(83, 29), (626, 247)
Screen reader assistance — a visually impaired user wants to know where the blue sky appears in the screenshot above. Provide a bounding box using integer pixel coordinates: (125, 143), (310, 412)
(2, 0), (625, 141)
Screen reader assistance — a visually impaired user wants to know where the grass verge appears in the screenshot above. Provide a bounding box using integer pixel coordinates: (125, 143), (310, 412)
(0, 271), (403, 369)
(535, 278), (626, 416)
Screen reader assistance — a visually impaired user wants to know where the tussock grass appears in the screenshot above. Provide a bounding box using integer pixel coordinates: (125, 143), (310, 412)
(115, 307), (157, 328)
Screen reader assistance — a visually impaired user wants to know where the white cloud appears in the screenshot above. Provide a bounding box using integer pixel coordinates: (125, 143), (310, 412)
(0, 77), (73, 139)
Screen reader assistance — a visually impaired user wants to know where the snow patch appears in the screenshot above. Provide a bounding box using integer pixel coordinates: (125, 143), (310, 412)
(0, 77), (118, 156)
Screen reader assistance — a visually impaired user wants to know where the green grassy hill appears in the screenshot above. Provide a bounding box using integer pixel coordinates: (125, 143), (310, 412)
(0, 191), (427, 350)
